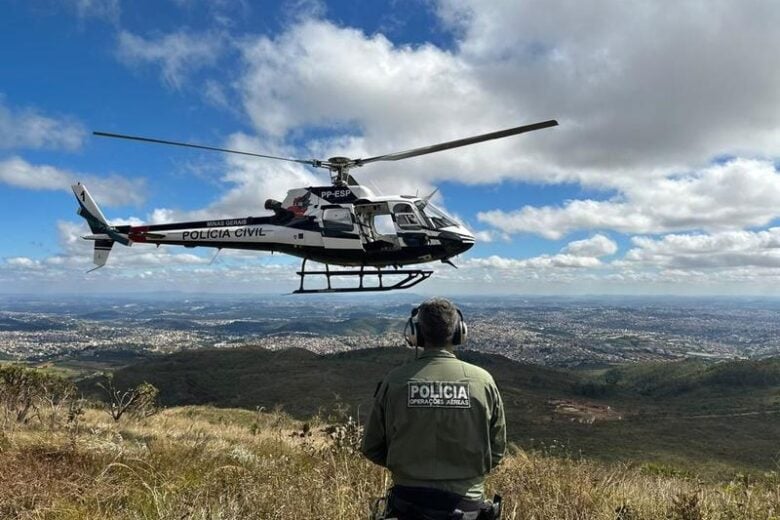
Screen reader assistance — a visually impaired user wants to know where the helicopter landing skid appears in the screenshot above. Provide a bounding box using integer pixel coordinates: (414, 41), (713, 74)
(294, 258), (433, 294)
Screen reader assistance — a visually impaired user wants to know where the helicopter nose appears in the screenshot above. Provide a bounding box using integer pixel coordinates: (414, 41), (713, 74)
(456, 226), (475, 252)
(458, 236), (475, 254)
(440, 230), (475, 256)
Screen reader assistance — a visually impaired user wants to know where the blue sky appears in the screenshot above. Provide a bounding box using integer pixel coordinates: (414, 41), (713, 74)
(1, 0), (780, 295)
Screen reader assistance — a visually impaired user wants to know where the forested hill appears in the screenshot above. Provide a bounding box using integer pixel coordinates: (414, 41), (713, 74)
(103, 346), (573, 416)
(89, 345), (780, 476)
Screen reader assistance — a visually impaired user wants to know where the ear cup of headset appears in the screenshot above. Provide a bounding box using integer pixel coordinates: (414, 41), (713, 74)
(452, 308), (468, 345)
(404, 307), (422, 347)
(458, 319), (468, 345)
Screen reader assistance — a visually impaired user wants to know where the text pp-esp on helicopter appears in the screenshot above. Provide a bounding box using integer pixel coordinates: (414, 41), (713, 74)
(72, 120), (557, 293)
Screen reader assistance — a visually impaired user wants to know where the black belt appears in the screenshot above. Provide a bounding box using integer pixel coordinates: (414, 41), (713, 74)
(391, 485), (483, 512)
(388, 485), (485, 519)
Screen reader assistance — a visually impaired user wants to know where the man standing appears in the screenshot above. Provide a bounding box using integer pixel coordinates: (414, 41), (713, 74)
(362, 298), (506, 520)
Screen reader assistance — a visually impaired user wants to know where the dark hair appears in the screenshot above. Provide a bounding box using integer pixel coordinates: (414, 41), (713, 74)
(418, 298), (458, 348)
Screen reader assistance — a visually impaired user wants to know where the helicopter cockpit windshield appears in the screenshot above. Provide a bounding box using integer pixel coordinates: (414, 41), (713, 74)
(415, 201), (458, 229)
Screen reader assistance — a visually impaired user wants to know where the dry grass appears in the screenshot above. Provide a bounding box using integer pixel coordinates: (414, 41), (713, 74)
(1, 406), (779, 519)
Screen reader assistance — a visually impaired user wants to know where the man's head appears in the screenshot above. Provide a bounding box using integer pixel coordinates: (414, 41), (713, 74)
(417, 297), (461, 349)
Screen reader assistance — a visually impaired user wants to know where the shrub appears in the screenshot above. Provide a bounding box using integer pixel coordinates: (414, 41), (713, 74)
(96, 374), (159, 422)
(0, 365), (76, 429)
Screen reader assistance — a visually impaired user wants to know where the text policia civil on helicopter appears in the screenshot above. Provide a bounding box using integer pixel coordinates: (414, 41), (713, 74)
(72, 120), (558, 293)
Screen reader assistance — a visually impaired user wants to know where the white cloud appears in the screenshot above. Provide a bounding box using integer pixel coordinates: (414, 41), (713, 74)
(478, 159), (780, 239)
(237, 19), (546, 193)
(0, 97), (85, 151)
(465, 234), (616, 272)
(148, 208), (178, 225)
(424, 229), (780, 294)
(563, 234), (618, 257)
(622, 228), (780, 269)
(0, 156), (146, 207)
(469, 254), (602, 270)
(240, 20), (468, 137)
(231, 5), (780, 191)
(435, 0), (780, 172)
(116, 30), (226, 89)
(5, 257), (42, 269)
(472, 229), (510, 243)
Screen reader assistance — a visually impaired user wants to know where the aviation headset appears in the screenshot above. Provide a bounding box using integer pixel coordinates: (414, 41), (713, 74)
(404, 301), (468, 347)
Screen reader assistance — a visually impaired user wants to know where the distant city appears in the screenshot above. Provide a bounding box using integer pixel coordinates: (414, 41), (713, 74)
(1, 295), (779, 368)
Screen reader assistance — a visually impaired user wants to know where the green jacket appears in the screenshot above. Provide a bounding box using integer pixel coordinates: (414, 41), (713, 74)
(361, 349), (506, 499)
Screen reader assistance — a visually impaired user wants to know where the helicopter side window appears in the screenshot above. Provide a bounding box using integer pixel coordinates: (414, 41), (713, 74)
(392, 203), (422, 230)
(396, 214), (420, 229)
(373, 214), (396, 235)
(322, 207), (354, 231)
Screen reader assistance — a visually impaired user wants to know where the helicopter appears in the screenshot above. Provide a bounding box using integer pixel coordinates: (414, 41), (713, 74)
(72, 119), (558, 293)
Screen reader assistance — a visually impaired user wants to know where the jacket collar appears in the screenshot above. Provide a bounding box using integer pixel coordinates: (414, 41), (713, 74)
(418, 348), (456, 359)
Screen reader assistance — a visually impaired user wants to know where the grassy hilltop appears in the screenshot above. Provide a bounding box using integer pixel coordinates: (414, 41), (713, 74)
(97, 346), (780, 478)
(1, 405), (780, 519)
(4, 346), (780, 518)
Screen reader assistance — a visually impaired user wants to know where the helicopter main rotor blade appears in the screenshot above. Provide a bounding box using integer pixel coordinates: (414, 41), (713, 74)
(355, 119), (558, 166)
(93, 131), (319, 167)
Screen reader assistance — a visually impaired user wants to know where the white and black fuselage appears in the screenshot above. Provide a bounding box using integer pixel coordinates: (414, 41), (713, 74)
(74, 183), (475, 269)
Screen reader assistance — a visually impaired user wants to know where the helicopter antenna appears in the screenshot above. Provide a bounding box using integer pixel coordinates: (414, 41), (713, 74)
(423, 188), (439, 204)
(93, 119), (558, 187)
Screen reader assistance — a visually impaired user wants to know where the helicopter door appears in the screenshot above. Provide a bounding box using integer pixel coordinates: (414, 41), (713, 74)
(320, 206), (362, 249)
(354, 203), (401, 251)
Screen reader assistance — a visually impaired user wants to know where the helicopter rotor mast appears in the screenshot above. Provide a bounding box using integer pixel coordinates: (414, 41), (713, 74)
(93, 119), (558, 186)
